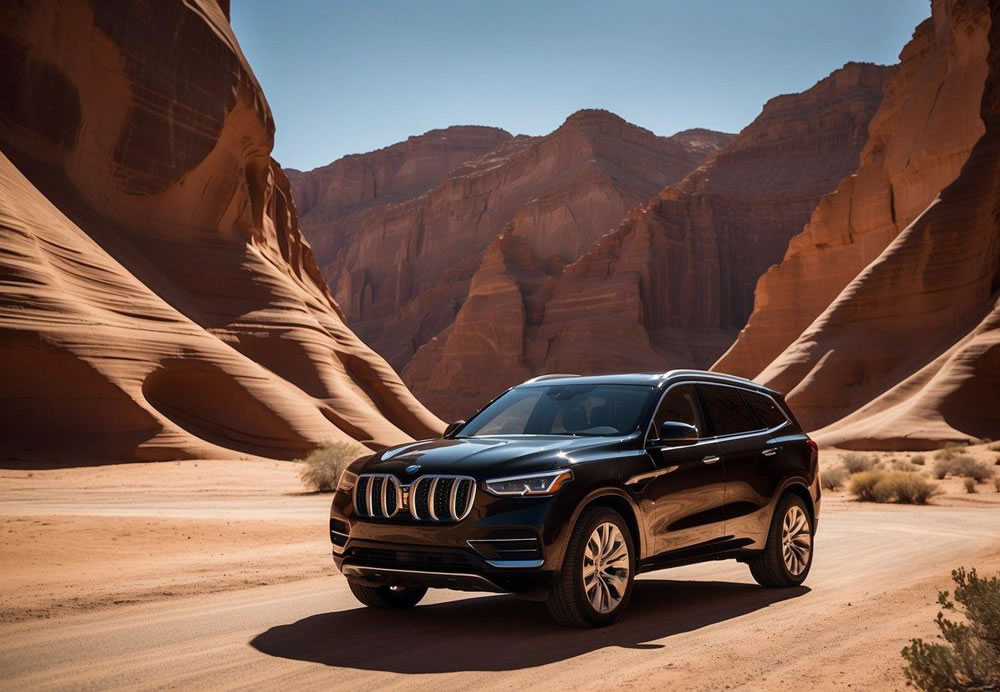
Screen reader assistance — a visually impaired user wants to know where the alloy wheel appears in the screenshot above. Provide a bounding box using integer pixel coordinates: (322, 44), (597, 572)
(582, 522), (630, 613)
(781, 505), (811, 576)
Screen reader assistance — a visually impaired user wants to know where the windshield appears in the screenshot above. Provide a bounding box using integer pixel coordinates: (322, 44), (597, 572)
(457, 384), (655, 437)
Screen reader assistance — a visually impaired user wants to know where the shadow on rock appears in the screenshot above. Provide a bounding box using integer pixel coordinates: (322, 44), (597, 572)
(250, 578), (809, 673)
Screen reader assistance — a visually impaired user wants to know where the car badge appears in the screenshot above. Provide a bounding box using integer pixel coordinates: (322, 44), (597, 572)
(405, 464), (421, 474)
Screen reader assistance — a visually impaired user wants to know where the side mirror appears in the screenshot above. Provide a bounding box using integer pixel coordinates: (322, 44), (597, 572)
(443, 420), (466, 438)
(651, 421), (699, 446)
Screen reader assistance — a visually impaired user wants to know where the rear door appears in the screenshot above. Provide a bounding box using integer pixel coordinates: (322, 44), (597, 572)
(697, 384), (789, 545)
(641, 383), (726, 554)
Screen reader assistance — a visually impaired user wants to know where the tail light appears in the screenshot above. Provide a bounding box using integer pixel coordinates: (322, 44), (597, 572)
(806, 438), (818, 453)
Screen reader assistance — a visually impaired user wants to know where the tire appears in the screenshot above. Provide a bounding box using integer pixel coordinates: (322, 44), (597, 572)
(348, 581), (427, 609)
(546, 506), (636, 627)
(748, 493), (813, 588)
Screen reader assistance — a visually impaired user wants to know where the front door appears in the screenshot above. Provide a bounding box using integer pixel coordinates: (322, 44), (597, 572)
(642, 383), (727, 555)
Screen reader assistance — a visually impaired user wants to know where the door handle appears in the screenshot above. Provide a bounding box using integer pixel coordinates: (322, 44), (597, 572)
(762, 447), (778, 457)
(701, 455), (720, 465)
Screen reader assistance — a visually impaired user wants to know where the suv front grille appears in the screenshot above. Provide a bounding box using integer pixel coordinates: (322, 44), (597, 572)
(354, 473), (476, 522)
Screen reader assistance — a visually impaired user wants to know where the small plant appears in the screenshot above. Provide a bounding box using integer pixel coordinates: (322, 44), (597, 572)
(994, 477), (1000, 493)
(934, 444), (962, 463)
(849, 470), (884, 502)
(297, 441), (369, 492)
(850, 471), (940, 504)
(911, 454), (926, 466)
(963, 478), (977, 494)
(952, 455), (994, 483)
(842, 452), (875, 474)
(821, 467), (848, 491)
(893, 459), (919, 473)
(901, 567), (1000, 690)
(932, 457), (954, 480)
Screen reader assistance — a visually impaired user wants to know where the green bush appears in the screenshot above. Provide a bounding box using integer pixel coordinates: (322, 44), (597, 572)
(851, 471), (940, 504)
(902, 567), (1000, 690)
(952, 455), (994, 483)
(842, 452), (875, 474)
(964, 478), (976, 494)
(821, 467), (848, 491)
(297, 441), (368, 492)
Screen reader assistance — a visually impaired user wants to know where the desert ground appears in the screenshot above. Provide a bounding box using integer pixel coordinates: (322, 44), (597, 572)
(1, 450), (999, 690)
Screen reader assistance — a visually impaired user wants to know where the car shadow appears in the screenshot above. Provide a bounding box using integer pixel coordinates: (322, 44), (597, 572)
(249, 579), (809, 673)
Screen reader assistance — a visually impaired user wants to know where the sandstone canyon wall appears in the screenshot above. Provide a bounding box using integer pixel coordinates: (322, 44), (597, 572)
(298, 111), (734, 418)
(736, 0), (1000, 447)
(0, 0), (443, 463)
(404, 64), (889, 420)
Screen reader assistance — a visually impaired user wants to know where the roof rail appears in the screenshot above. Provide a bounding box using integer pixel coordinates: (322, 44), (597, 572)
(523, 373), (580, 384)
(662, 369), (756, 384)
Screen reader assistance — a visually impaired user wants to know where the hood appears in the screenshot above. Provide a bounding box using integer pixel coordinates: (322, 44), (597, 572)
(355, 434), (638, 480)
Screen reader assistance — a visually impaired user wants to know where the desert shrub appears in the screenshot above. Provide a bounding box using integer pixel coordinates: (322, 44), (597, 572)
(878, 472), (941, 504)
(934, 445), (961, 463)
(932, 458), (954, 480)
(297, 441), (368, 492)
(893, 459), (919, 473)
(849, 470), (885, 502)
(821, 467), (848, 491)
(952, 455), (994, 483)
(842, 452), (875, 474)
(901, 567), (1000, 690)
(994, 477), (1000, 493)
(911, 454), (926, 466)
(964, 478), (976, 494)
(851, 471), (940, 504)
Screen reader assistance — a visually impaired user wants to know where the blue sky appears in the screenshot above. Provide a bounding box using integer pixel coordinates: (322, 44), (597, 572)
(233, 1), (930, 171)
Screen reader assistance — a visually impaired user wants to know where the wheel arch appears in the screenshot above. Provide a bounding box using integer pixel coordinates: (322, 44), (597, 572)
(779, 479), (816, 528)
(561, 488), (648, 565)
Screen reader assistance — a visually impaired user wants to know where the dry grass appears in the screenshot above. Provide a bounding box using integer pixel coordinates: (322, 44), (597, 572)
(964, 478), (977, 494)
(297, 441), (369, 492)
(850, 470), (941, 504)
(821, 467), (848, 490)
(842, 452), (875, 474)
(935, 454), (995, 482)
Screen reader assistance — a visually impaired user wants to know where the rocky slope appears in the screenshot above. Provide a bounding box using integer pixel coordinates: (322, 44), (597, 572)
(0, 0), (442, 463)
(301, 110), (734, 382)
(743, 0), (1000, 447)
(716, 2), (990, 381)
(407, 64), (889, 420)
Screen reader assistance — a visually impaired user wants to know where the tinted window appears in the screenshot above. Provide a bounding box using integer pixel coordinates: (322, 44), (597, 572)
(742, 391), (787, 429)
(459, 384), (655, 437)
(699, 384), (757, 436)
(652, 384), (706, 438)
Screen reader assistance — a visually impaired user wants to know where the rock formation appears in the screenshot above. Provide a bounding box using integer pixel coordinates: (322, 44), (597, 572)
(716, 2), (990, 381)
(404, 64), (889, 420)
(301, 110), (734, 383)
(0, 0), (442, 463)
(740, 0), (1000, 447)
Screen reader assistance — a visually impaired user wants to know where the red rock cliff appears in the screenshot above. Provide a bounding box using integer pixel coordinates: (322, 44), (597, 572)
(0, 0), (443, 462)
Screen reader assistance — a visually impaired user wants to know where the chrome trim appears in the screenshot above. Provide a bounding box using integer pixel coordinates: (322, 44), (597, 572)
(625, 465), (679, 485)
(449, 478), (460, 519)
(523, 373), (580, 383)
(330, 528), (350, 538)
(353, 474), (403, 519)
(427, 476), (440, 520)
(702, 455), (721, 465)
(467, 537), (538, 543)
(484, 559), (545, 568)
(340, 564), (503, 590)
(409, 476), (422, 520)
(762, 447), (778, 457)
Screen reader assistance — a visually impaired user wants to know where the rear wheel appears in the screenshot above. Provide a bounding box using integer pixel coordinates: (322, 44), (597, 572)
(748, 493), (813, 587)
(546, 506), (635, 627)
(348, 581), (427, 609)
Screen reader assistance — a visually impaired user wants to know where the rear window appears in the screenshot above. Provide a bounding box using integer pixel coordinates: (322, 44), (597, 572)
(698, 384), (757, 436)
(742, 391), (787, 429)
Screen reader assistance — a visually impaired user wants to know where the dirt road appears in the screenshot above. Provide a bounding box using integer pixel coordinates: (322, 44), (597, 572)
(1, 460), (998, 691)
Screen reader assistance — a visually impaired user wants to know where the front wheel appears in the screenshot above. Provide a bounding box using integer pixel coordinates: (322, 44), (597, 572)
(348, 581), (427, 609)
(748, 494), (814, 587)
(546, 506), (635, 627)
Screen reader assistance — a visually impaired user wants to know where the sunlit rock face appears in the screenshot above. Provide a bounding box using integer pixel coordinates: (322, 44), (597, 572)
(751, 0), (1000, 447)
(0, 0), (443, 463)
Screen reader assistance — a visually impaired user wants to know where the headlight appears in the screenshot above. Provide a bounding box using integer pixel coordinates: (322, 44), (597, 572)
(337, 469), (358, 492)
(483, 469), (573, 497)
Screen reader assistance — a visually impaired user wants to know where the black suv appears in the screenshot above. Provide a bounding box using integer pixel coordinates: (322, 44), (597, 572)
(330, 370), (819, 627)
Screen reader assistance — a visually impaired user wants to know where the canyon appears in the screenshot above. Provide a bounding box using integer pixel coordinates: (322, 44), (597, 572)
(298, 66), (889, 420)
(0, 0), (442, 463)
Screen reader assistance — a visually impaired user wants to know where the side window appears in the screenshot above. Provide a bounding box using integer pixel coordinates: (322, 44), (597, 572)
(742, 391), (787, 429)
(652, 384), (706, 438)
(699, 385), (757, 436)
